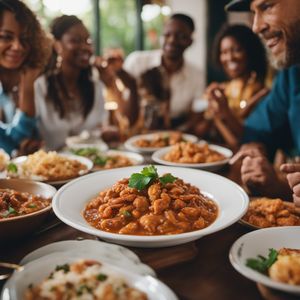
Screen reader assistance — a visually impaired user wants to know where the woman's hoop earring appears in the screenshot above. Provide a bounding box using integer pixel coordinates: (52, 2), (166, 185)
(56, 55), (63, 69)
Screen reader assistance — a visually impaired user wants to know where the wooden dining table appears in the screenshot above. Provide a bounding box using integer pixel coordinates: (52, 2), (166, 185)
(0, 161), (297, 300)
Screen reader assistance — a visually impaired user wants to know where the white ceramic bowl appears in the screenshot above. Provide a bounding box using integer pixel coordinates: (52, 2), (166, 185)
(0, 179), (56, 239)
(2, 252), (177, 300)
(124, 132), (198, 154)
(229, 226), (300, 295)
(53, 165), (248, 248)
(152, 144), (233, 171)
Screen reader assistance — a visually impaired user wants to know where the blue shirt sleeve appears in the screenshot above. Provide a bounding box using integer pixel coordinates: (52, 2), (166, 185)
(0, 110), (37, 154)
(243, 68), (291, 157)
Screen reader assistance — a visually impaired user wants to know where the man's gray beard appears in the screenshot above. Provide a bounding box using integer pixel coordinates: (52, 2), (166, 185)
(266, 20), (300, 70)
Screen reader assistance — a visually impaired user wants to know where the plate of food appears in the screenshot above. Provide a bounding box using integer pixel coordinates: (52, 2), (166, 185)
(6, 150), (93, 185)
(229, 226), (300, 295)
(151, 142), (233, 171)
(240, 197), (300, 229)
(20, 239), (155, 277)
(124, 131), (198, 154)
(2, 253), (177, 300)
(0, 179), (56, 239)
(69, 147), (144, 171)
(53, 165), (248, 248)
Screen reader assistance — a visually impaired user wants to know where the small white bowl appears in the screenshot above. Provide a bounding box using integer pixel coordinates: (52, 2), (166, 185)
(229, 226), (300, 295)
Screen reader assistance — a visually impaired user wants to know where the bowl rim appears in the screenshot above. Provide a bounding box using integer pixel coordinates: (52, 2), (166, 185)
(0, 179), (56, 223)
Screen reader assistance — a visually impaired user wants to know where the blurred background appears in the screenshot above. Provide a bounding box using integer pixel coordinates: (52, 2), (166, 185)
(24, 0), (252, 86)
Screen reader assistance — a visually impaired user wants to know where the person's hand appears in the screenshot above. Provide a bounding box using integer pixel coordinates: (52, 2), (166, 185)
(205, 83), (230, 120)
(93, 56), (117, 87)
(240, 154), (279, 196)
(19, 67), (42, 117)
(229, 143), (267, 164)
(17, 138), (43, 156)
(280, 163), (300, 207)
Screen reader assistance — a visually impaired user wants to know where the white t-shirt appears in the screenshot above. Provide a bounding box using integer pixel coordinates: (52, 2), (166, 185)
(34, 71), (106, 150)
(123, 49), (204, 118)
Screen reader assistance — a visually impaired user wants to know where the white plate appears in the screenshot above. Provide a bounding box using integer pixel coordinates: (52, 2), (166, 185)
(124, 132), (198, 154)
(2, 252), (177, 300)
(151, 144), (233, 171)
(229, 227), (300, 295)
(53, 165), (248, 248)
(10, 154), (93, 186)
(20, 239), (155, 276)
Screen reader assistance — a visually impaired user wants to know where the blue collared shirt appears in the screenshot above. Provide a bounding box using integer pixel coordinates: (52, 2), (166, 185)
(243, 65), (300, 158)
(0, 82), (16, 123)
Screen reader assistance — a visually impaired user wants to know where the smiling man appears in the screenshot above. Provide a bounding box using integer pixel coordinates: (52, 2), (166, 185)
(123, 14), (204, 130)
(225, 0), (300, 202)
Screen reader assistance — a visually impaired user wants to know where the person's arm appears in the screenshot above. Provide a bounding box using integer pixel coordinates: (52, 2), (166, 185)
(93, 57), (139, 126)
(243, 69), (290, 158)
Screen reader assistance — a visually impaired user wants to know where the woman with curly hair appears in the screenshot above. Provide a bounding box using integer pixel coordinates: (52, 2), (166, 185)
(195, 24), (270, 149)
(34, 15), (108, 150)
(0, 0), (50, 154)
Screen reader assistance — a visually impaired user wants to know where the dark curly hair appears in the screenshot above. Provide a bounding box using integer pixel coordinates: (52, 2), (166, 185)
(213, 24), (268, 83)
(0, 0), (51, 69)
(46, 15), (94, 119)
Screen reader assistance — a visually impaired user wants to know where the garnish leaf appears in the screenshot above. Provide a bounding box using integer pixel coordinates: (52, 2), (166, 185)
(128, 165), (177, 191)
(1, 206), (17, 217)
(140, 165), (158, 178)
(159, 173), (177, 185)
(122, 210), (132, 218)
(71, 147), (98, 156)
(246, 248), (278, 273)
(94, 156), (108, 166)
(55, 263), (70, 273)
(7, 163), (18, 173)
(97, 273), (108, 281)
(128, 173), (152, 191)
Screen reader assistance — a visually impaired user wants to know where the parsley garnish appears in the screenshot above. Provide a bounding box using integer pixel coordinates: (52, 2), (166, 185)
(93, 155), (108, 166)
(246, 248), (278, 273)
(128, 165), (177, 191)
(71, 147), (98, 156)
(1, 206), (18, 217)
(55, 263), (70, 273)
(159, 173), (177, 185)
(97, 273), (108, 281)
(7, 163), (18, 173)
(77, 284), (92, 295)
(27, 203), (37, 208)
(122, 210), (132, 218)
